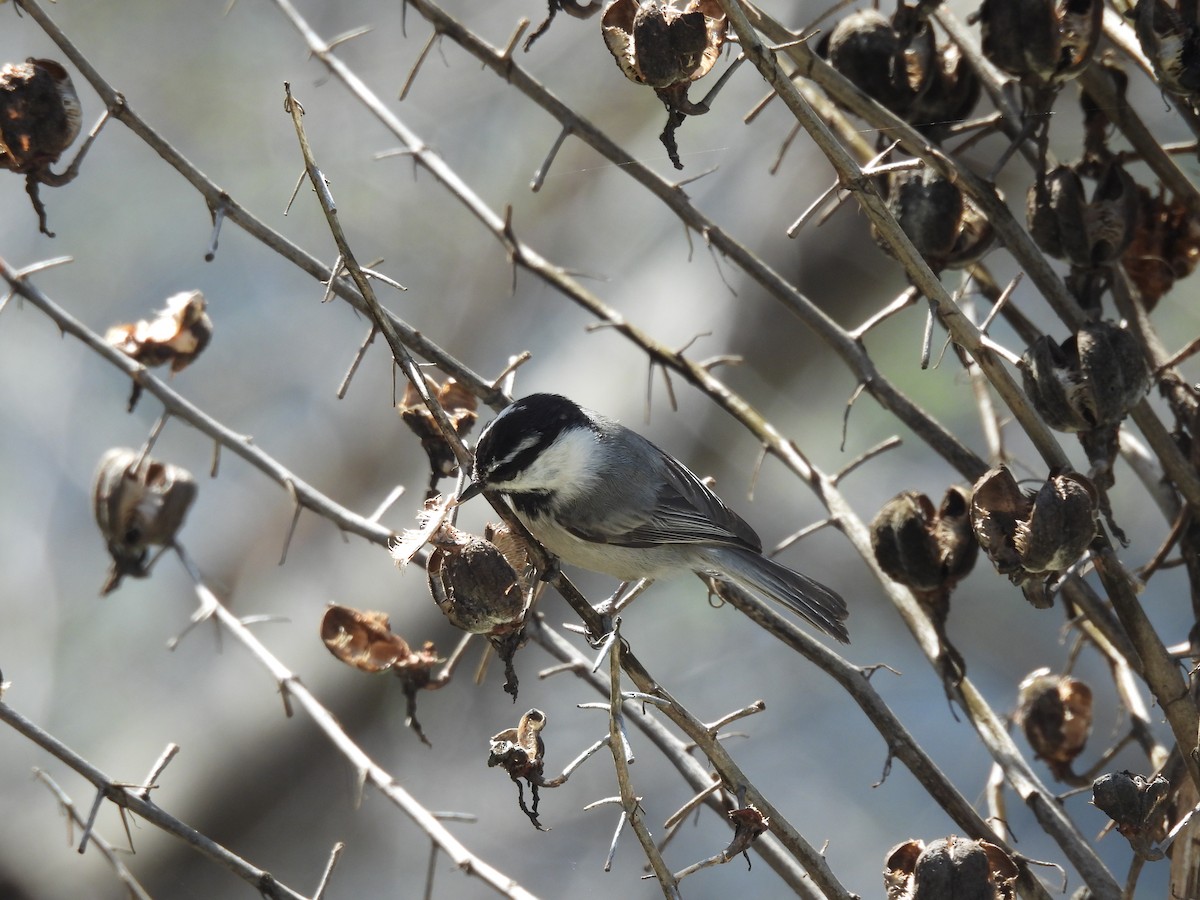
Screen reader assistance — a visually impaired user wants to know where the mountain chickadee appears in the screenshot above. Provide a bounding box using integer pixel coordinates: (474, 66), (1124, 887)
(456, 393), (849, 643)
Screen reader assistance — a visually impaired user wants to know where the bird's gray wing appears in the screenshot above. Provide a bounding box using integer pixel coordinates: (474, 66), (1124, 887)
(563, 442), (762, 552)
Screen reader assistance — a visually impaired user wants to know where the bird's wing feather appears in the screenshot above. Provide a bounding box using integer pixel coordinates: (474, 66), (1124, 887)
(562, 443), (762, 552)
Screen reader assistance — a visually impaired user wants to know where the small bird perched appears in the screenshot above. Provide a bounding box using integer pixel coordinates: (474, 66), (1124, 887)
(457, 393), (849, 643)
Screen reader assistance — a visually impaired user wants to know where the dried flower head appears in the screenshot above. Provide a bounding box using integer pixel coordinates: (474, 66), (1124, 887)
(1028, 163), (1140, 269)
(1016, 668), (1093, 781)
(92, 448), (197, 595)
(885, 836), (1018, 900)
(970, 467), (1098, 607)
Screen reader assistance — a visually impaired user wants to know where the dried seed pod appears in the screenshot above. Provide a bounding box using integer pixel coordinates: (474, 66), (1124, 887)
(320, 604), (439, 675)
(980, 0), (1101, 84)
(0, 58), (81, 175)
(723, 804), (770, 861)
(601, 0), (726, 169)
(0, 58), (82, 236)
(824, 9), (914, 114)
(489, 708), (550, 829)
(1015, 668), (1093, 780)
(320, 604), (441, 744)
(1029, 163), (1140, 270)
(876, 167), (994, 272)
(92, 448), (197, 595)
(822, 7), (979, 136)
(871, 487), (978, 598)
(1122, 185), (1200, 310)
(1022, 321), (1149, 433)
(1092, 770), (1170, 858)
(885, 836), (1019, 900)
(1132, 0), (1200, 99)
(970, 467), (1098, 607)
(427, 522), (532, 699)
(602, 0), (725, 88)
(397, 377), (478, 496)
(106, 290), (213, 374)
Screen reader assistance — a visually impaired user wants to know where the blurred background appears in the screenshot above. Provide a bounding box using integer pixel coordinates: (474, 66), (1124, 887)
(1, 1), (1198, 897)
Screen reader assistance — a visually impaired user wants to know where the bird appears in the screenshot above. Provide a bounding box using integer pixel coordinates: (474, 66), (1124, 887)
(456, 393), (849, 643)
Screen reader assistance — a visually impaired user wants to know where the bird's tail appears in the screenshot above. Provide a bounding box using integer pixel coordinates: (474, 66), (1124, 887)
(706, 547), (849, 643)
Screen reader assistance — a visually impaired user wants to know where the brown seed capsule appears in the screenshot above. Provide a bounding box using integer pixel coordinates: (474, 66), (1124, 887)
(1027, 162), (1139, 272)
(0, 58), (81, 175)
(1132, 0), (1200, 99)
(885, 836), (1019, 900)
(320, 604), (442, 745)
(106, 291), (213, 374)
(822, 6), (979, 135)
(1122, 185), (1200, 310)
(871, 487), (978, 598)
(320, 604), (439, 675)
(1022, 321), (1148, 433)
(0, 58), (82, 236)
(970, 467), (1098, 606)
(1092, 770), (1170, 858)
(723, 804), (770, 861)
(92, 448), (197, 595)
(876, 167), (994, 272)
(427, 522), (532, 699)
(397, 377), (478, 496)
(980, 0), (1101, 84)
(601, 0), (726, 169)
(602, 0), (725, 88)
(1016, 669), (1093, 780)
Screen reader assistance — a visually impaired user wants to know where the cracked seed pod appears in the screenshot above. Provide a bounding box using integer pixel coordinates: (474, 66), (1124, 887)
(1016, 669), (1093, 780)
(871, 487), (978, 598)
(980, 0), (1101, 84)
(398, 377), (478, 495)
(602, 0), (725, 89)
(489, 708), (550, 828)
(1092, 770), (1171, 856)
(1022, 321), (1149, 433)
(885, 836), (1019, 900)
(723, 804), (770, 861)
(876, 168), (994, 272)
(1132, 0), (1200, 99)
(320, 604), (440, 676)
(1122, 185), (1200, 310)
(823, 7), (979, 134)
(970, 467), (1098, 607)
(824, 9), (916, 115)
(92, 448), (197, 595)
(0, 58), (81, 176)
(427, 522), (532, 699)
(320, 604), (441, 744)
(602, 0), (726, 169)
(427, 523), (530, 637)
(106, 291), (213, 374)
(1028, 163), (1140, 268)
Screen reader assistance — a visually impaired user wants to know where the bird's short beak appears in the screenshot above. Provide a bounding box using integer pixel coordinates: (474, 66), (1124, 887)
(455, 480), (484, 503)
